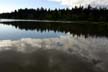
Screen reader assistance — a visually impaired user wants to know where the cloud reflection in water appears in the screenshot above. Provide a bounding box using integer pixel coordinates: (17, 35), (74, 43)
(0, 34), (107, 72)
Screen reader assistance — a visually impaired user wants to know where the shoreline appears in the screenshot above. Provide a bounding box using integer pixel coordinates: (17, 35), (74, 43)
(0, 19), (107, 24)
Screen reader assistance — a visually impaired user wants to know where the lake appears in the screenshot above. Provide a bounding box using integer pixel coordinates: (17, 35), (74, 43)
(0, 19), (107, 72)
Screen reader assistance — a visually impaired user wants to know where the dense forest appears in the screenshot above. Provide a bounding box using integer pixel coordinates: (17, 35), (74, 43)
(0, 5), (108, 21)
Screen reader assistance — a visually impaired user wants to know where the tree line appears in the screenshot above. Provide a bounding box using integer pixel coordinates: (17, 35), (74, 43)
(0, 5), (108, 21)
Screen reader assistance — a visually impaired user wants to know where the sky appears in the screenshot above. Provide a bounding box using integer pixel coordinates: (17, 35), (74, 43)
(0, 0), (108, 13)
(0, 0), (66, 13)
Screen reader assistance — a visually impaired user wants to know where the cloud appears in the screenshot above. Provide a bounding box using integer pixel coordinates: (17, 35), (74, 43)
(49, 0), (108, 8)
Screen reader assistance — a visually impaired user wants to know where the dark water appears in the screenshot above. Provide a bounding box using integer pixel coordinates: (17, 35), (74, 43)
(0, 19), (108, 72)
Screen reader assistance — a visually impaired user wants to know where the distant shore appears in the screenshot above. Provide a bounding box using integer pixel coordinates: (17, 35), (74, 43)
(0, 6), (108, 22)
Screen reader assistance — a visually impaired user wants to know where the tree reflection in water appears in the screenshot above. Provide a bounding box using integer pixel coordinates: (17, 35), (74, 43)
(1, 21), (108, 37)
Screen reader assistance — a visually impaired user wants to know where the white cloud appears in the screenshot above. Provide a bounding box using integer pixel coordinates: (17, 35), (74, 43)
(49, 0), (108, 8)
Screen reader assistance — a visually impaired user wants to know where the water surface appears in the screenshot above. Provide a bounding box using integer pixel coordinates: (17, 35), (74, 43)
(0, 19), (107, 72)
(0, 23), (65, 40)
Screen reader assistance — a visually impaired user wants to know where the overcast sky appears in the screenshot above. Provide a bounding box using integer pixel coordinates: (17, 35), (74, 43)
(0, 0), (108, 13)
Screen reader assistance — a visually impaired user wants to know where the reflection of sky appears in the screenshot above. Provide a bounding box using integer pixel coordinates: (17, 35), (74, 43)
(0, 34), (107, 71)
(0, 21), (108, 71)
(0, 24), (65, 40)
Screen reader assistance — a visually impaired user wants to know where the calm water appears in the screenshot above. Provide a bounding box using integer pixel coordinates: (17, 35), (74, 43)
(0, 19), (108, 72)
(0, 24), (65, 40)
